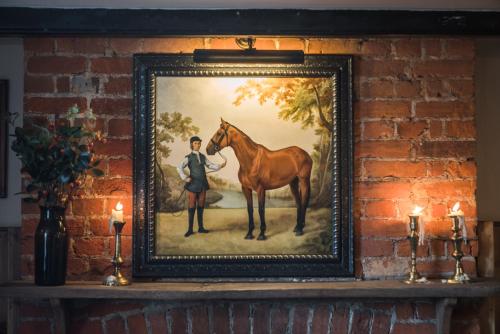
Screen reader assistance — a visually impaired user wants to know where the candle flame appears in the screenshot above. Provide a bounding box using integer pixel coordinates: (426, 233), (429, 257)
(412, 206), (423, 215)
(115, 201), (123, 211)
(451, 202), (460, 213)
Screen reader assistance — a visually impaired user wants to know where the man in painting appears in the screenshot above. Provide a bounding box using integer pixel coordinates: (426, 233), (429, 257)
(177, 136), (226, 237)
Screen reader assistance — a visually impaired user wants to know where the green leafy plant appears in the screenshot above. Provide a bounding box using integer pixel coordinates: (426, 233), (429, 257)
(11, 105), (104, 208)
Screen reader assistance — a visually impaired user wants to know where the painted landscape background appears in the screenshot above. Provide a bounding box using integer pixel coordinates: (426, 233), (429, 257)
(155, 76), (335, 256)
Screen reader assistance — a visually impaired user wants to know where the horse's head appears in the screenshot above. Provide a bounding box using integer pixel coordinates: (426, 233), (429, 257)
(206, 118), (231, 155)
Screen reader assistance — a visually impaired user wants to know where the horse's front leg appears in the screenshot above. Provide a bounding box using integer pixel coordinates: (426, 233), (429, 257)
(241, 186), (254, 239)
(257, 188), (267, 240)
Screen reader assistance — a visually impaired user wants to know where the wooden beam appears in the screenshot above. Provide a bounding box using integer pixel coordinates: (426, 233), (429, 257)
(0, 8), (500, 36)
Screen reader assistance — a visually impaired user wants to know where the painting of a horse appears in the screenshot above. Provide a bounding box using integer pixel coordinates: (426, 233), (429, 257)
(206, 119), (313, 240)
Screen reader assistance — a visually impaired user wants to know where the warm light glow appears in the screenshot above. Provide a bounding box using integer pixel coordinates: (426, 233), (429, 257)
(451, 202), (460, 213)
(116, 201), (123, 211)
(412, 206), (423, 215)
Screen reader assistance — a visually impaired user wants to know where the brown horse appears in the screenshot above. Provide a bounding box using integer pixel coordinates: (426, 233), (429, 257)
(206, 119), (312, 240)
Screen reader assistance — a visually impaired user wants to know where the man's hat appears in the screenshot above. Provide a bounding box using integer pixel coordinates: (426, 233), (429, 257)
(190, 136), (202, 143)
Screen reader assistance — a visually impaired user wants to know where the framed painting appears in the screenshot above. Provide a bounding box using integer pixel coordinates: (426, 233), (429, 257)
(133, 54), (353, 278)
(0, 80), (7, 198)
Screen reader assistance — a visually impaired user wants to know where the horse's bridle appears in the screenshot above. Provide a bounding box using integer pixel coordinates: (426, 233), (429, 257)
(210, 123), (230, 152)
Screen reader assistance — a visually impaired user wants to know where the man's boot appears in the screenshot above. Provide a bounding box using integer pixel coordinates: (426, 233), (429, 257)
(185, 208), (195, 237)
(197, 206), (209, 233)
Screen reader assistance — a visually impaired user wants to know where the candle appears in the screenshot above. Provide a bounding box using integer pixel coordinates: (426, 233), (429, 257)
(410, 206), (425, 245)
(110, 201), (124, 233)
(449, 201), (467, 242)
(412, 205), (423, 216)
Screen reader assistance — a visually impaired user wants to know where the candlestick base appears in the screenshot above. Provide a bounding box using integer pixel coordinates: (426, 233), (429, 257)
(446, 273), (470, 284)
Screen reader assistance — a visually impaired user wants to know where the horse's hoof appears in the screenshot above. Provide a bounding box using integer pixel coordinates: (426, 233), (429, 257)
(245, 234), (254, 240)
(295, 230), (304, 236)
(257, 234), (267, 241)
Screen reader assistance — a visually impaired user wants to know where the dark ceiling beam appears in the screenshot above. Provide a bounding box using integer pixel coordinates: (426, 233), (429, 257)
(1, 7), (500, 36)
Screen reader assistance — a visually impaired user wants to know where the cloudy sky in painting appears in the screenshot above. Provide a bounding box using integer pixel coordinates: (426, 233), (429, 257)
(157, 77), (317, 183)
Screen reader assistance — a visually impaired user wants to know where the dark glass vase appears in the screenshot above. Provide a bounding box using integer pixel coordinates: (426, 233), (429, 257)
(35, 206), (68, 286)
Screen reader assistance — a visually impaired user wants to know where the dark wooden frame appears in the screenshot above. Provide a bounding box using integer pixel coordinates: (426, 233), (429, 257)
(0, 8), (500, 36)
(0, 80), (8, 198)
(133, 54), (353, 279)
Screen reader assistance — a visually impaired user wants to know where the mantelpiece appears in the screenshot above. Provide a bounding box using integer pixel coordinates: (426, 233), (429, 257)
(2, 280), (500, 334)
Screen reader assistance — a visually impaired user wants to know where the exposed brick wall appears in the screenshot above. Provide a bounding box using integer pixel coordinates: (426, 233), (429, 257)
(15, 298), (482, 334)
(20, 36), (478, 333)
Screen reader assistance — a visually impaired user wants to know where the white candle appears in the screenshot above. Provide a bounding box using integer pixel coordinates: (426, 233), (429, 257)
(111, 201), (124, 222)
(412, 205), (423, 216)
(449, 202), (467, 242)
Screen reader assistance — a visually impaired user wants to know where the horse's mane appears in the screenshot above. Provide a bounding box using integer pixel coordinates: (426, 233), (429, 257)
(227, 122), (259, 148)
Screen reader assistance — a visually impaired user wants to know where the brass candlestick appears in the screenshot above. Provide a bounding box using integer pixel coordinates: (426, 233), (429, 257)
(405, 214), (421, 284)
(446, 214), (469, 284)
(103, 221), (130, 286)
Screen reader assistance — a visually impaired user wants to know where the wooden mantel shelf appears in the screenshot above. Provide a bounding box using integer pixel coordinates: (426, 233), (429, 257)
(2, 279), (500, 301)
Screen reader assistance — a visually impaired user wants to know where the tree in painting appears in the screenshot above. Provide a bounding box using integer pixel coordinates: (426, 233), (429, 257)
(233, 77), (333, 207)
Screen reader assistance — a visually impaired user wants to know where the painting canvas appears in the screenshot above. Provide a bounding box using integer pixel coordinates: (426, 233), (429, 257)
(133, 54), (353, 278)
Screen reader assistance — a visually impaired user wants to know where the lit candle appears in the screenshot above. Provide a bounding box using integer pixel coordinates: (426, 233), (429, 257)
(449, 201), (467, 242)
(411, 205), (423, 216)
(449, 202), (463, 216)
(110, 201), (124, 233)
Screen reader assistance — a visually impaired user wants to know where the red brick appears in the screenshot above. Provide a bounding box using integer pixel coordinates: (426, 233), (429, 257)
(365, 200), (397, 218)
(21, 218), (39, 236)
(423, 39), (442, 59)
(68, 319), (103, 334)
(27, 56), (86, 74)
(88, 257), (113, 275)
(73, 237), (106, 256)
(396, 303), (415, 320)
(356, 101), (411, 119)
(110, 38), (143, 54)
(371, 313), (391, 334)
(213, 304), (230, 334)
(104, 76), (132, 95)
(72, 199), (104, 216)
(65, 217), (86, 236)
(108, 118), (133, 137)
(360, 239), (393, 257)
(448, 79), (474, 98)
(232, 303), (250, 334)
(394, 80), (421, 98)
(357, 182), (412, 199)
(307, 39), (360, 54)
(356, 141), (411, 159)
(108, 159), (133, 177)
(430, 239), (446, 256)
(56, 76), (70, 93)
(56, 38), (107, 54)
(171, 308), (187, 334)
(429, 120), (443, 138)
(25, 75), (54, 93)
(425, 79), (449, 98)
(416, 302), (436, 320)
(148, 312), (168, 334)
(365, 161), (426, 178)
(311, 304), (330, 334)
(18, 320), (52, 334)
(397, 121), (427, 139)
(451, 321), (480, 334)
(416, 101), (474, 118)
(446, 120), (476, 139)
(417, 141), (475, 159)
(331, 306), (349, 333)
(91, 57), (132, 74)
(21, 255), (34, 277)
(127, 314), (148, 334)
(21, 201), (40, 215)
(363, 121), (394, 139)
(393, 39), (422, 58)
(143, 38), (204, 53)
(253, 304), (270, 334)
(396, 240), (429, 257)
(351, 309), (372, 333)
(357, 60), (408, 78)
(25, 38), (55, 53)
(21, 236), (34, 255)
(416, 259), (477, 276)
(292, 305), (309, 334)
(445, 39), (475, 60)
(413, 60), (474, 78)
(19, 303), (52, 317)
(359, 80), (394, 99)
(93, 178), (132, 196)
(25, 97), (87, 114)
(94, 139), (132, 156)
(105, 317), (126, 333)
(359, 219), (408, 238)
(67, 257), (89, 277)
(392, 323), (436, 334)
(271, 305), (289, 334)
(360, 40), (391, 57)
(90, 98), (132, 116)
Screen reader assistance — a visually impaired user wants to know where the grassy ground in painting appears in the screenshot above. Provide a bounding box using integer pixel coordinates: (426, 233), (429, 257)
(155, 207), (331, 256)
